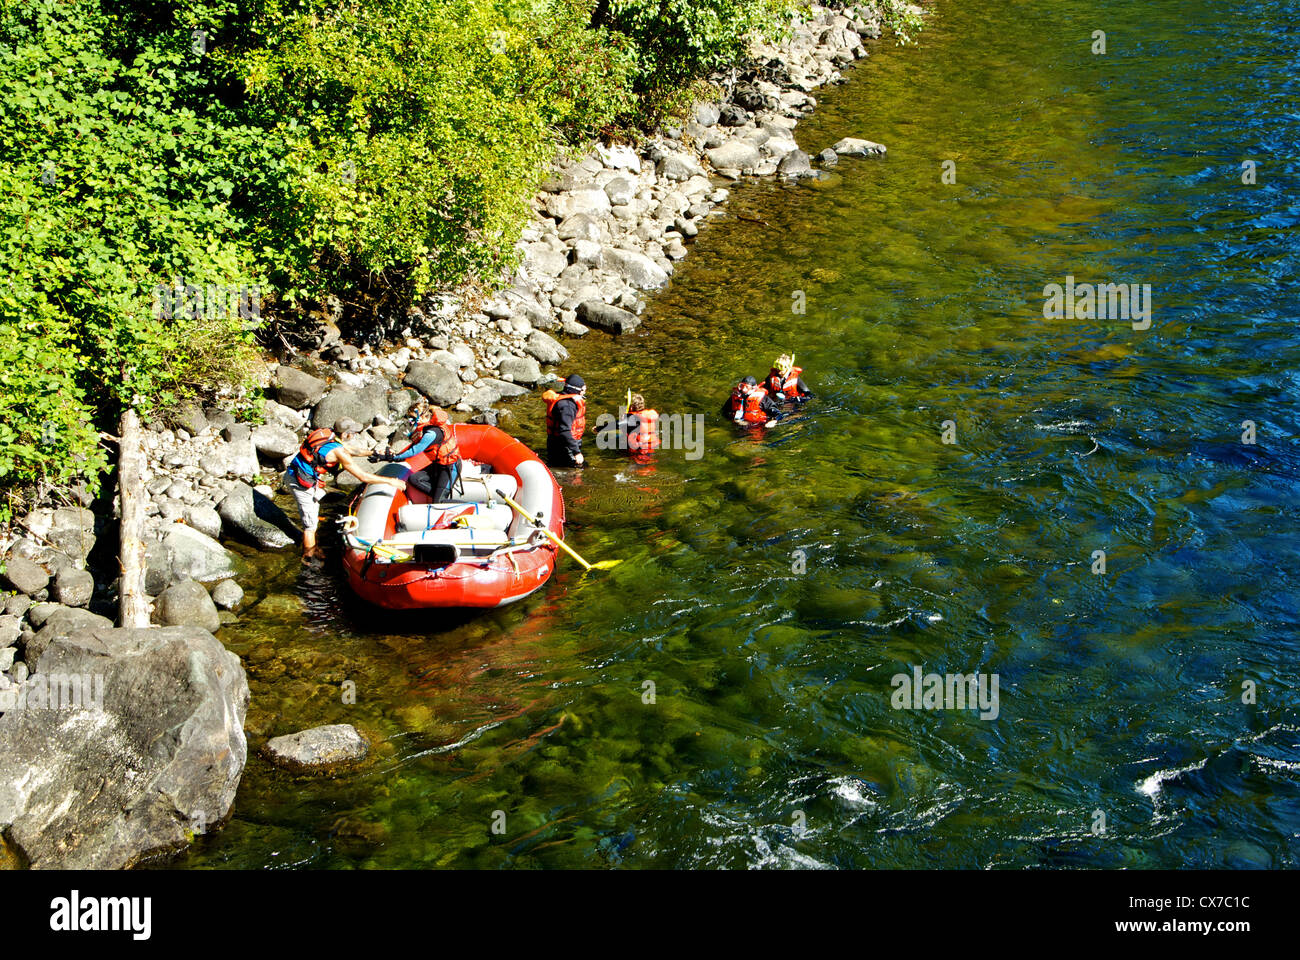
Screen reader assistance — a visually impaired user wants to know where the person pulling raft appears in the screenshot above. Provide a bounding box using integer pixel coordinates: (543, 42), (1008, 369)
(765, 353), (812, 402)
(372, 402), (463, 501)
(724, 375), (782, 427)
(285, 417), (405, 564)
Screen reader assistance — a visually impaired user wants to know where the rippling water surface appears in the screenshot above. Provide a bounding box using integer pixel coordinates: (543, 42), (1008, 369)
(184, 0), (1300, 869)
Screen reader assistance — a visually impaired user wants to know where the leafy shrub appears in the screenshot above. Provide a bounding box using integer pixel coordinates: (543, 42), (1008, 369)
(0, 0), (264, 499)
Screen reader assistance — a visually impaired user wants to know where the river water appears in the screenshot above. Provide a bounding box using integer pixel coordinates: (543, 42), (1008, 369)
(184, 0), (1300, 869)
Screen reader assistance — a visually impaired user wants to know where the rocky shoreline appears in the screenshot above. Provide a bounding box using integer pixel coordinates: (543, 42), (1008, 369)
(0, 1), (907, 868)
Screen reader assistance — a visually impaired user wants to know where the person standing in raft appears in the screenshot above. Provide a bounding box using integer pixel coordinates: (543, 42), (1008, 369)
(373, 403), (463, 501)
(765, 354), (812, 402)
(618, 393), (660, 461)
(286, 418), (405, 564)
(543, 373), (587, 467)
(724, 375), (782, 427)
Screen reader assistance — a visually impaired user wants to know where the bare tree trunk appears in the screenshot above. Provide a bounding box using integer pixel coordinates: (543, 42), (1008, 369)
(118, 408), (150, 628)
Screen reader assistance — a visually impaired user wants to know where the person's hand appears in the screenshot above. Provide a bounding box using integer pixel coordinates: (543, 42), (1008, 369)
(574, 453), (584, 465)
(765, 419), (777, 428)
(384, 477), (406, 491)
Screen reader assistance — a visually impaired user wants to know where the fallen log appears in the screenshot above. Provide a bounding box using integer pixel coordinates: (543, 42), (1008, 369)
(118, 408), (150, 628)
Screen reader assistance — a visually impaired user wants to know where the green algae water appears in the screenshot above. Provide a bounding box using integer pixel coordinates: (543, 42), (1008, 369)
(185, 0), (1300, 868)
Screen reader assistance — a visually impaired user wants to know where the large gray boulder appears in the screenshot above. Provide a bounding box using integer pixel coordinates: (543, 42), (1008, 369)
(149, 523), (238, 587)
(153, 580), (221, 633)
(184, 504), (224, 541)
(404, 360), (463, 406)
(273, 365), (327, 409)
(311, 380), (391, 430)
(50, 567), (93, 609)
(524, 330), (569, 365)
(578, 300), (641, 335)
(264, 724), (368, 772)
(496, 356), (544, 387)
(656, 151), (704, 181)
(1, 555), (49, 596)
(463, 379), (531, 412)
(0, 624), (249, 868)
(706, 140), (761, 172)
(217, 482), (296, 550)
(251, 422), (300, 459)
(779, 149), (813, 177)
(600, 248), (670, 291)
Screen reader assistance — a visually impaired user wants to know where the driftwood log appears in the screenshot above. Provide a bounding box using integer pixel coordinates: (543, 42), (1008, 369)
(117, 408), (150, 628)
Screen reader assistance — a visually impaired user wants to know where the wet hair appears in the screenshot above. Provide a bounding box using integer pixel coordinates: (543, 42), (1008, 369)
(629, 393), (645, 412)
(742, 375), (758, 386)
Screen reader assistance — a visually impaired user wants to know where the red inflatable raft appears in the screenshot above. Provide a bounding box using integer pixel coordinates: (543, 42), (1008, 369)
(341, 424), (564, 609)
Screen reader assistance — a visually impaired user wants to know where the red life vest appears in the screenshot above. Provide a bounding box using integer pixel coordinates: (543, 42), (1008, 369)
(742, 386), (768, 423)
(766, 366), (804, 399)
(727, 382), (749, 415)
(412, 412), (460, 466)
(543, 391), (586, 441)
(628, 409), (660, 454)
(289, 429), (341, 489)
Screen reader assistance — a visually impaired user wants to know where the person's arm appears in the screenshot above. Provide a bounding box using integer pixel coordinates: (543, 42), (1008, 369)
(331, 448), (405, 489)
(761, 394), (783, 418)
(389, 427), (440, 461)
(620, 413), (640, 436)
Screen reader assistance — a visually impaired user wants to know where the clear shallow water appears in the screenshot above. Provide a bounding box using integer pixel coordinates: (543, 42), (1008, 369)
(183, 0), (1300, 869)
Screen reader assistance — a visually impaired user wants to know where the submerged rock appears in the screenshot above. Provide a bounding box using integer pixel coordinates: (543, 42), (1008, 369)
(0, 624), (249, 868)
(832, 137), (887, 156)
(264, 723), (368, 772)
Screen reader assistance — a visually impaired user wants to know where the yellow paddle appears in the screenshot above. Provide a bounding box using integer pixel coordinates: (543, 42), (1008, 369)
(494, 488), (621, 572)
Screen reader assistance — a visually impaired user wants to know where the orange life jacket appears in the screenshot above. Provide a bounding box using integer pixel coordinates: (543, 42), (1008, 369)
(766, 366), (804, 400)
(543, 391), (586, 441)
(289, 429), (341, 489)
(628, 409), (660, 454)
(730, 382), (767, 423)
(412, 412), (460, 466)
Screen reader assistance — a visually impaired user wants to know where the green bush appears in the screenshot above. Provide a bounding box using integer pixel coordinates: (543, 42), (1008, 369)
(592, 0), (796, 114)
(235, 0), (637, 297)
(0, 0), (267, 505)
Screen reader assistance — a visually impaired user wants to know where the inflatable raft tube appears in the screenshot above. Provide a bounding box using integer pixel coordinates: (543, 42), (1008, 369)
(341, 424), (564, 609)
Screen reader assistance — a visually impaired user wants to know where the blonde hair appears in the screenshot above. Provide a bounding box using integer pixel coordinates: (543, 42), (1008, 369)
(629, 393), (645, 412)
(773, 354), (793, 375)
